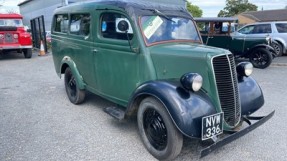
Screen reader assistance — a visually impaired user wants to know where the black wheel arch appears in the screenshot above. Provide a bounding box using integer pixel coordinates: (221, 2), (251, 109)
(238, 76), (265, 115)
(248, 44), (274, 57)
(126, 80), (217, 138)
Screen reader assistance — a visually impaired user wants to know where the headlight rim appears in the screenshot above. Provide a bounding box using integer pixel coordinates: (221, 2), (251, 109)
(236, 62), (253, 78)
(180, 73), (203, 92)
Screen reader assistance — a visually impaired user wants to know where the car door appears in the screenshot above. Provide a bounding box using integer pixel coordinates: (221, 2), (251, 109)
(93, 11), (140, 104)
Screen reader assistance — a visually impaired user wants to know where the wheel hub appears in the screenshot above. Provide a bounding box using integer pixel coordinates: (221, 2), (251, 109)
(143, 108), (167, 151)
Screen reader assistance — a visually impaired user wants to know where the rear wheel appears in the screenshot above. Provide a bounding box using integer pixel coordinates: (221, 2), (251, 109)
(137, 97), (183, 160)
(64, 67), (85, 104)
(249, 48), (272, 69)
(271, 42), (283, 57)
(23, 49), (32, 58)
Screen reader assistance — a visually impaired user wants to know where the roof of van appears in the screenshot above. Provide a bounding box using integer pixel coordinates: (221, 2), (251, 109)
(54, 0), (190, 18)
(0, 14), (23, 19)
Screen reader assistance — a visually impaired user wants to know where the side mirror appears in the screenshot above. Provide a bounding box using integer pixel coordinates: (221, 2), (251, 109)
(117, 20), (129, 32)
(26, 29), (31, 32)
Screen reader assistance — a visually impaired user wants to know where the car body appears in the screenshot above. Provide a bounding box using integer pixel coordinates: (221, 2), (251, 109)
(0, 14), (32, 58)
(195, 17), (275, 69)
(234, 21), (287, 56)
(51, 1), (274, 160)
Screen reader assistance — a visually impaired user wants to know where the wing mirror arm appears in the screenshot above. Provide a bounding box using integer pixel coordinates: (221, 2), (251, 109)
(117, 20), (140, 54)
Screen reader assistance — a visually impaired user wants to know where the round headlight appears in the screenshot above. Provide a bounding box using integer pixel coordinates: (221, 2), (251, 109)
(13, 34), (18, 39)
(180, 73), (203, 92)
(236, 62), (253, 77)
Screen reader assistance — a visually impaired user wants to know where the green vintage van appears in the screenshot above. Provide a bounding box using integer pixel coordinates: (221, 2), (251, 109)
(51, 0), (274, 160)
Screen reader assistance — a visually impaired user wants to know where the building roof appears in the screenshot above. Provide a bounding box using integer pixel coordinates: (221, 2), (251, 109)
(18, 0), (33, 6)
(240, 9), (287, 22)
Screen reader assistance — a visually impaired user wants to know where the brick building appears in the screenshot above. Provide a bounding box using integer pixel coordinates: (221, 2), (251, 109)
(238, 9), (287, 25)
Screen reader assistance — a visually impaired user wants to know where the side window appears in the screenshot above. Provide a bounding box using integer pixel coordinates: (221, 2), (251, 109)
(238, 25), (254, 34)
(100, 13), (133, 40)
(252, 24), (271, 34)
(54, 14), (69, 33)
(70, 14), (90, 36)
(275, 23), (287, 33)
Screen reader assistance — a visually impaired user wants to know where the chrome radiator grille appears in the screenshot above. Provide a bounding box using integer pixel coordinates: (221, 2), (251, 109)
(213, 54), (241, 127)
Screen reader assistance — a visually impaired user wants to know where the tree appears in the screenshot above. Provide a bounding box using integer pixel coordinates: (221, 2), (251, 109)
(186, 1), (203, 17)
(218, 0), (258, 17)
(6, 8), (19, 14)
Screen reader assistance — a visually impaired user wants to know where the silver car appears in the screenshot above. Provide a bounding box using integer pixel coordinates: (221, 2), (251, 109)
(233, 21), (287, 56)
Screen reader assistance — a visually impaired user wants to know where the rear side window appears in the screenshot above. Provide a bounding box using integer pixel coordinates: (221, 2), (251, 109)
(239, 24), (271, 34)
(275, 23), (287, 33)
(54, 14), (69, 33)
(100, 12), (133, 40)
(70, 14), (91, 36)
(252, 24), (271, 34)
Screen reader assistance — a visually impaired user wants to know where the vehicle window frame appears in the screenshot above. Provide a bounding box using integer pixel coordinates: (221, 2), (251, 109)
(275, 23), (287, 33)
(99, 12), (134, 41)
(69, 13), (91, 37)
(238, 25), (255, 34)
(138, 15), (202, 47)
(253, 24), (272, 34)
(54, 14), (69, 34)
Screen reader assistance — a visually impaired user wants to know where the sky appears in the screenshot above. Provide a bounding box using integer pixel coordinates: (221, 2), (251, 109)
(0, 0), (22, 13)
(191, 0), (287, 17)
(0, 0), (286, 16)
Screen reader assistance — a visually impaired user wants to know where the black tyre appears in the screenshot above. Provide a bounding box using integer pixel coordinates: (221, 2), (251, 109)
(64, 67), (85, 104)
(271, 42), (283, 57)
(137, 97), (183, 160)
(249, 48), (272, 69)
(23, 48), (32, 58)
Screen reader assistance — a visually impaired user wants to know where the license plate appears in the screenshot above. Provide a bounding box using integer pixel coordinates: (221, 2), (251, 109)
(202, 112), (223, 140)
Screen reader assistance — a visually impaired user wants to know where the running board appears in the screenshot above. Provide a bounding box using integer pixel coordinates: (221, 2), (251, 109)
(104, 106), (125, 120)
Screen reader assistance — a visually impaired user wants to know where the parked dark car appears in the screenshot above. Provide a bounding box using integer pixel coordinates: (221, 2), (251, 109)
(195, 17), (275, 69)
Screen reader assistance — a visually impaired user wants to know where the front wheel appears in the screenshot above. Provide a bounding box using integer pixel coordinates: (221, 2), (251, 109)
(64, 67), (85, 104)
(137, 97), (183, 160)
(249, 48), (272, 69)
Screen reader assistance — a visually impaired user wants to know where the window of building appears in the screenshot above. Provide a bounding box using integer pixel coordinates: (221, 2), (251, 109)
(100, 13), (133, 40)
(275, 23), (287, 33)
(54, 14), (69, 33)
(70, 14), (91, 36)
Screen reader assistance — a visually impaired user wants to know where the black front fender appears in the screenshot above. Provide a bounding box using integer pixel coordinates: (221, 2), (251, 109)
(127, 80), (217, 138)
(238, 76), (264, 115)
(250, 44), (275, 53)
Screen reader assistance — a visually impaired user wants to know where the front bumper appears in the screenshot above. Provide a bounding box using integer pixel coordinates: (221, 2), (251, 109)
(200, 110), (275, 158)
(0, 45), (32, 50)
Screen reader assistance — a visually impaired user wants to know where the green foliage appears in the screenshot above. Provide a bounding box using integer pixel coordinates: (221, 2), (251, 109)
(186, 1), (203, 17)
(218, 0), (258, 17)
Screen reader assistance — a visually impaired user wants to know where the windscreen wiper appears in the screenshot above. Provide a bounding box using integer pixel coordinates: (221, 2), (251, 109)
(146, 8), (175, 22)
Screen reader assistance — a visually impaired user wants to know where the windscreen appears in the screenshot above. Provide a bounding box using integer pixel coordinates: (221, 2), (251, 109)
(0, 19), (23, 27)
(140, 16), (200, 45)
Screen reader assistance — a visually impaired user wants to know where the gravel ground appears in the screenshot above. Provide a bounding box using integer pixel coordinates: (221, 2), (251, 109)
(0, 52), (286, 161)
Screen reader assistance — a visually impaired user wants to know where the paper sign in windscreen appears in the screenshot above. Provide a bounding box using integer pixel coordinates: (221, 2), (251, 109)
(143, 16), (163, 39)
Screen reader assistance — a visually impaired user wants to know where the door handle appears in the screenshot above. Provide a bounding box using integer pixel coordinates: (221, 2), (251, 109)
(93, 49), (98, 53)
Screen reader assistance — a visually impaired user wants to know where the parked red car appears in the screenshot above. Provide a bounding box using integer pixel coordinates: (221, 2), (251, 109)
(0, 14), (32, 58)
